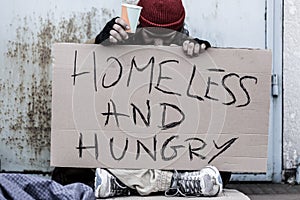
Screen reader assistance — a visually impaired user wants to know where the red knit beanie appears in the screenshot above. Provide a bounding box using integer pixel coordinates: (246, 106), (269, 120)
(137, 0), (185, 31)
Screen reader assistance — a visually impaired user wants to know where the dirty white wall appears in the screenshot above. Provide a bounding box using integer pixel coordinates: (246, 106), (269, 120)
(0, 0), (266, 173)
(284, 0), (300, 169)
(0, 0), (121, 172)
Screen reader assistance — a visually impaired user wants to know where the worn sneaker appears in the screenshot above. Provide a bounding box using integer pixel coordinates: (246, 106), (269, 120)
(95, 168), (131, 198)
(165, 165), (223, 197)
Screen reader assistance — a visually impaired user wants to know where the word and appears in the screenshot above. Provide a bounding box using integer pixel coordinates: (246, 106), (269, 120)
(102, 99), (185, 130)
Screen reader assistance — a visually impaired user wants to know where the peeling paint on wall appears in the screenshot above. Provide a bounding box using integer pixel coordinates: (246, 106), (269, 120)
(284, 0), (300, 170)
(283, 140), (298, 169)
(0, 7), (115, 171)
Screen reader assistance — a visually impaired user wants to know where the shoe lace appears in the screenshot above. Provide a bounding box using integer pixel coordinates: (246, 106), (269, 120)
(110, 176), (131, 196)
(165, 170), (204, 197)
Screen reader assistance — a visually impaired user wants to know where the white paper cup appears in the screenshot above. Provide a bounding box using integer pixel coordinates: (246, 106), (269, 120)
(121, 3), (142, 33)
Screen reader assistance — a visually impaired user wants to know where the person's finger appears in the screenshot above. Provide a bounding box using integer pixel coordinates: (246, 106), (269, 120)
(187, 42), (195, 57)
(109, 35), (118, 43)
(183, 40), (189, 52)
(110, 29), (123, 42)
(112, 24), (128, 40)
(194, 43), (200, 56)
(116, 17), (130, 31)
(200, 43), (206, 53)
(114, 19), (129, 40)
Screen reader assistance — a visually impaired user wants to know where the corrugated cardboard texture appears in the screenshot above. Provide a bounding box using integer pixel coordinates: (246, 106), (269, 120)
(51, 43), (272, 172)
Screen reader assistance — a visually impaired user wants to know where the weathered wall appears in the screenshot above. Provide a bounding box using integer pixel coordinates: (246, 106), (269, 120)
(284, 0), (300, 169)
(0, 0), (266, 172)
(0, 0), (121, 172)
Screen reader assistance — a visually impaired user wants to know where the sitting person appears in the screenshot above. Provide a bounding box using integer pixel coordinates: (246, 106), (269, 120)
(52, 0), (231, 198)
(93, 0), (224, 198)
(94, 0), (210, 56)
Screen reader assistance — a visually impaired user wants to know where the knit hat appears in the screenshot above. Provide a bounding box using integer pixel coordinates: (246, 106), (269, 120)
(137, 0), (185, 31)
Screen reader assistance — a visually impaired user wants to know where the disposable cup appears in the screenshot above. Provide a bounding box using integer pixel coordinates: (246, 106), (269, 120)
(121, 3), (142, 33)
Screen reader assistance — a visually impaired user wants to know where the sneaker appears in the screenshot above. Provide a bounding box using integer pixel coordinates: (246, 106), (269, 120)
(165, 165), (223, 197)
(95, 168), (131, 198)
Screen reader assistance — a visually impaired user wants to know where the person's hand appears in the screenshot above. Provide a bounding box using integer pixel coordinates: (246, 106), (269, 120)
(95, 17), (131, 45)
(182, 39), (211, 57)
(109, 18), (130, 43)
(183, 40), (207, 57)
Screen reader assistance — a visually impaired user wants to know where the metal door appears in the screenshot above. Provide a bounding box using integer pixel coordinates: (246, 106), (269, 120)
(183, 0), (282, 182)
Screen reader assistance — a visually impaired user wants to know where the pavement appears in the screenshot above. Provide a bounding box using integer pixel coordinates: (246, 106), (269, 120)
(106, 189), (249, 200)
(227, 182), (300, 200)
(105, 183), (300, 200)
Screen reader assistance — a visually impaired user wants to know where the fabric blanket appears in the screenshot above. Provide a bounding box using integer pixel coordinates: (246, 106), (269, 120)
(0, 173), (95, 200)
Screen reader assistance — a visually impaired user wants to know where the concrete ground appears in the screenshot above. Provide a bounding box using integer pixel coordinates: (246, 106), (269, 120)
(227, 182), (300, 200)
(106, 189), (249, 199)
(104, 183), (300, 200)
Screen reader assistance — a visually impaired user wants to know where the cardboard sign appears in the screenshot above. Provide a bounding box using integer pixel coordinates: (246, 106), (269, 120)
(51, 43), (272, 172)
